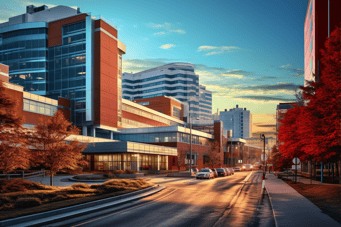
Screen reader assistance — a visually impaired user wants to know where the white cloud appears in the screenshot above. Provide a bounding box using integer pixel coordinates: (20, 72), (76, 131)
(154, 31), (166, 35)
(146, 22), (186, 35)
(198, 45), (240, 55)
(280, 64), (292, 68)
(221, 74), (245, 79)
(160, 44), (176, 49)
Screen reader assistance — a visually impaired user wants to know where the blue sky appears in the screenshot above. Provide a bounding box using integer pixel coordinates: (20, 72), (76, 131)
(1, 0), (309, 135)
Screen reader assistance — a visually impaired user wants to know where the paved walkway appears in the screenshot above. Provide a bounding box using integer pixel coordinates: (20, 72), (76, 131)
(265, 173), (341, 227)
(280, 174), (341, 186)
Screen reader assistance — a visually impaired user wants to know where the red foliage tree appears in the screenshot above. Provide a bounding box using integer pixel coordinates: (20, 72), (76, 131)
(0, 82), (30, 173)
(30, 110), (87, 185)
(279, 27), (340, 167)
(300, 27), (341, 162)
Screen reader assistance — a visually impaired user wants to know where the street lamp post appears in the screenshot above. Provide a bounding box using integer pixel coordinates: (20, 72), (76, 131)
(189, 108), (192, 175)
(260, 134), (266, 178)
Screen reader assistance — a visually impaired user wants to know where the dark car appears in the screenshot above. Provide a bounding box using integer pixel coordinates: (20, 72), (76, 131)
(216, 168), (226, 177)
(210, 168), (218, 178)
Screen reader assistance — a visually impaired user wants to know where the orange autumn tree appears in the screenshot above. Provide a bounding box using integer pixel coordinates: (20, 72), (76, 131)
(207, 141), (221, 168)
(30, 110), (87, 186)
(0, 81), (30, 173)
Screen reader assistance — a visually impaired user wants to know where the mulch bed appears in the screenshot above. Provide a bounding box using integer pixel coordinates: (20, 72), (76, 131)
(284, 179), (341, 224)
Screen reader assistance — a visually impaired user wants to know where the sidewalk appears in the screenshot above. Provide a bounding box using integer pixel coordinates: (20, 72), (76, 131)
(265, 173), (341, 227)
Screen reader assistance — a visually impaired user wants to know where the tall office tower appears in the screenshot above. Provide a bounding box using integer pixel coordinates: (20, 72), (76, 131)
(219, 105), (252, 139)
(122, 63), (201, 118)
(0, 5), (126, 130)
(199, 85), (212, 120)
(304, 0), (341, 83)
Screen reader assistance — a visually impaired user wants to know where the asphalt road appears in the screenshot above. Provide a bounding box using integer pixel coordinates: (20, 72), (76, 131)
(44, 171), (275, 227)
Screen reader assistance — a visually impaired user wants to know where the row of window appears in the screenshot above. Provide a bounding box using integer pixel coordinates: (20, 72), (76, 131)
(62, 21), (86, 36)
(23, 98), (57, 116)
(122, 73), (198, 84)
(93, 154), (168, 171)
(122, 105), (177, 125)
(127, 92), (199, 100)
(112, 132), (209, 146)
(1, 34), (47, 46)
(48, 55), (86, 70)
(0, 50), (46, 63)
(48, 65), (85, 81)
(122, 79), (197, 90)
(10, 72), (46, 81)
(0, 39), (46, 51)
(62, 33), (86, 46)
(49, 78), (85, 91)
(123, 86), (198, 95)
(49, 43), (85, 59)
(1, 28), (46, 39)
(168, 67), (194, 72)
(5, 60), (46, 72)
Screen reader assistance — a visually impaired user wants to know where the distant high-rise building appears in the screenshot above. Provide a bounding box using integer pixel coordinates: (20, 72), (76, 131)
(219, 105), (252, 139)
(304, 0), (341, 84)
(199, 85), (212, 120)
(122, 63), (213, 119)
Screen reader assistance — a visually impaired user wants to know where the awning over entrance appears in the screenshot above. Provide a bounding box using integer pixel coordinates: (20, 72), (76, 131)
(83, 141), (178, 156)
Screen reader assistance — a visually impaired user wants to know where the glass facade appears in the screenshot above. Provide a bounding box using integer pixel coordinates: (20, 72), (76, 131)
(0, 26), (48, 95)
(48, 20), (87, 125)
(92, 153), (168, 171)
(112, 132), (209, 146)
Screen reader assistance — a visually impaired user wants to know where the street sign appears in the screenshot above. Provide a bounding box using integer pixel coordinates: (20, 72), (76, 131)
(292, 157), (300, 165)
(261, 154), (268, 161)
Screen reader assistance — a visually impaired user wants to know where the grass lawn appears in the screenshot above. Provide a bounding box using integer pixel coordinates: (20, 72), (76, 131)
(284, 179), (341, 224)
(0, 178), (153, 221)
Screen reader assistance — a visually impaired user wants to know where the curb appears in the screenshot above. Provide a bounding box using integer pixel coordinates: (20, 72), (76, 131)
(0, 185), (165, 227)
(264, 182), (279, 227)
(68, 177), (108, 182)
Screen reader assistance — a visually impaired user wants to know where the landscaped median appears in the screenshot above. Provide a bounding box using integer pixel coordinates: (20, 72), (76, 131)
(0, 177), (154, 222)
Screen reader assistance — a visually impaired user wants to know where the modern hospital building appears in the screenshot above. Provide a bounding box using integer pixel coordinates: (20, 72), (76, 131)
(0, 4), (245, 172)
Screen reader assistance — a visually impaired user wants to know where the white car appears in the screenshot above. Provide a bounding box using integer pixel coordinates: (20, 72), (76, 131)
(196, 169), (214, 179)
(243, 164), (253, 171)
(234, 167), (241, 172)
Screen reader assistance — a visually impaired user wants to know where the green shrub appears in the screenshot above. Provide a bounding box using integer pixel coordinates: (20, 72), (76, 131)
(71, 183), (90, 189)
(15, 197), (42, 208)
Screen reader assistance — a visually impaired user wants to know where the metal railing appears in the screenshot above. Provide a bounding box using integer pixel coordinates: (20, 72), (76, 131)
(0, 170), (45, 180)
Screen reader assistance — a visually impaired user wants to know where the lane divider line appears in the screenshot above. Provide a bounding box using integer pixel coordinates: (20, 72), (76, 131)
(212, 172), (254, 227)
(72, 189), (178, 227)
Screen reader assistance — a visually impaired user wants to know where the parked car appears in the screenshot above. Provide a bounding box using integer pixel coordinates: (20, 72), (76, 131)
(234, 167), (241, 172)
(243, 164), (253, 171)
(196, 168), (214, 179)
(224, 168), (231, 176)
(210, 168), (218, 178)
(216, 168), (226, 177)
(228, 168), (234, 175)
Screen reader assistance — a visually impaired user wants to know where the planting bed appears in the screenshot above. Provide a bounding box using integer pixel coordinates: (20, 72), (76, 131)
(0, 178), (152, 221)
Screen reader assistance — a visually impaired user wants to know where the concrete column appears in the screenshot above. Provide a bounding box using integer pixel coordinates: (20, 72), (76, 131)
(110, 131), (114, 140)
(157, 155), (160, 171)
(93, 127), (96, 137)
(82, 126), (87, 136)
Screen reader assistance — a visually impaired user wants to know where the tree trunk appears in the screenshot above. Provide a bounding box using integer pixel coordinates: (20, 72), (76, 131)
(50, 175), (53, 186)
